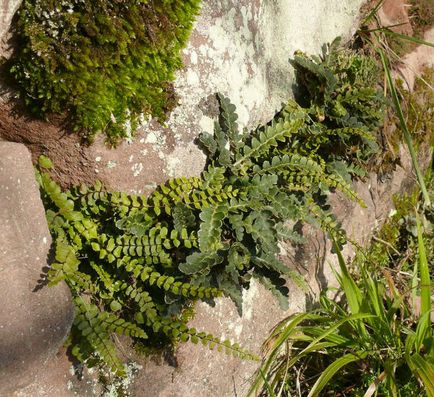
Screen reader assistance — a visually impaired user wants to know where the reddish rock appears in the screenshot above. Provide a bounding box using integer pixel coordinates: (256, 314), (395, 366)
(0, 142), (74, 395)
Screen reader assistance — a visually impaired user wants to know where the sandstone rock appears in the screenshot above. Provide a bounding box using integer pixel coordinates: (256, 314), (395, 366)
(0, 142), (74, 395)
(397, 27), (434, 90)
(87, 0), (366, 195)
(0, 0), (22, 46)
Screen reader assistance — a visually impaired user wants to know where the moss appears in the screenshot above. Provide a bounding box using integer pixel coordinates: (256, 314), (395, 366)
(8, 0), (201, 145)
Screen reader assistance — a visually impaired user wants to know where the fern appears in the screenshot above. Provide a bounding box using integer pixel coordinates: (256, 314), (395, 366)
(37, 43), (384, 374)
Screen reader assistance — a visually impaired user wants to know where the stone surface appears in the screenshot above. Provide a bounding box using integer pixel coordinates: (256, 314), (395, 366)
(0, 0), (431, 395)
(0, 142), (74, 395)
(378, 0), (413, 35)
(86, 0), (366, 195)
(0, 0), (366, 194)
(397, 27), (434, 90)
(0, 0), (21, 48)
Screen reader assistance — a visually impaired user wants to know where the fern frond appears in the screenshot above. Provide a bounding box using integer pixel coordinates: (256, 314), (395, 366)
(304, 198), (347, 245)
(198, 204), (228, 251)
(178, 251), (224, 276)
(217, 93), (243, 152)
(47, 241), (80, 286)
(73, 299), (125, 375)
(70, 180), (110, 215)
(254, 274), (289, 311)
(202, 165), (226, 190)
(151, 317), (258, 360)
(97, 311), (147, 339)
(233, 115), (305, 171)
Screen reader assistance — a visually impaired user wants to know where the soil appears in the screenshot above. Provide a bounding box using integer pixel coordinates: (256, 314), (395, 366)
(0, 99), (98, 189)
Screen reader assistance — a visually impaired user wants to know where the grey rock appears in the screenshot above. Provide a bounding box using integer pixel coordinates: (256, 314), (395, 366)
(0, 0), (21, 46)
(0, 142), (74, 395)
(88, 0), (366, 194)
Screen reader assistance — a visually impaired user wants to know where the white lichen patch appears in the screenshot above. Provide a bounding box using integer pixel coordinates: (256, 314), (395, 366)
(106, 160), (117, 169)
(166, 156), (181, 178)
(198, 115), (214, 133)
(145, 131), (157, 144)
(241, 278), (259, 321)
(131, 163), (143, 177)
(165, 143), (206, 178)
(145, 130), (166, 148)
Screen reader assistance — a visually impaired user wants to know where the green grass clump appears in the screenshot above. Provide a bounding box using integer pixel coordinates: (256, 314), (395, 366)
(249, 205), (433, 396)
(9, 0), (201, 145)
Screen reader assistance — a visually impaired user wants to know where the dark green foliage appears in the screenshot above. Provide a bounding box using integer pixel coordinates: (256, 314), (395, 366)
(36, 45), (385, 374)
(9, 0), (201, 144)
(37, 93), (376, 374)
(249, 188), (434, 397)
(290, 37), (384, 175)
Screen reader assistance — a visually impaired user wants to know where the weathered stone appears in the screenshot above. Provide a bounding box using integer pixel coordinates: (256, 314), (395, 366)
(87, 0), (366, 195)
(0, 0), (22, 46)
(1, 0), (431, 395)
(0, 142), (74, 395)
(398, 27), (434, 90)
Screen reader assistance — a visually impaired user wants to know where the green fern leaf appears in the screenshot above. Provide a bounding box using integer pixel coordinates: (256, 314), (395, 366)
(198, 204), (228, 251)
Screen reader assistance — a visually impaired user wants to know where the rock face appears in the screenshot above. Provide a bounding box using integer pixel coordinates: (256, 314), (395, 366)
(0, 1), (430, 396)
(0, 0), (367, 194)
(80, 0), (367, 194)
(0, 0), (22, 44)
(0, 142), (74, 395)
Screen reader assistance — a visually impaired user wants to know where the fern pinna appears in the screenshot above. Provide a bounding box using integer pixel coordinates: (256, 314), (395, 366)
(38, 62), (382, 374)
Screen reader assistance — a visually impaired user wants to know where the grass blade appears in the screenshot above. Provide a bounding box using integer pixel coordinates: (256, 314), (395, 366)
(378, 49), (431, 207)
(259, 369), (277, 397)
(362, 0), (384, 24)
(416, 212), (431, 316)
(307, 351), (368, 397)
(297, 313), (375, 358)
(382, 30), (434, 49)
(247, 313), (313, 396)
(409, 353), (434, 397)
(414, 213), (432, 352)
(333, 240), (363, 314)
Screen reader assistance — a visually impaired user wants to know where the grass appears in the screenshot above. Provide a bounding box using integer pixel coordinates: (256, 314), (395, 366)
(248, 212), (433, 396)
(249, 8), (434, 395)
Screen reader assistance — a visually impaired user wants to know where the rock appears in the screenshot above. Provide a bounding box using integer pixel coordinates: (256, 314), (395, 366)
(0, 1), (430, 395)
(0, 0), (367, 194)
(53, 0), (366, 194)
(397, 27), (434, 90)
(0, 142), (74, 395)
(378, 0), (413, 35)
(0, 0), (22, 47)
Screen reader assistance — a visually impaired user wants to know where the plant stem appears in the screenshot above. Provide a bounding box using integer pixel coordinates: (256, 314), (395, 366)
(378, 48), (431, 207)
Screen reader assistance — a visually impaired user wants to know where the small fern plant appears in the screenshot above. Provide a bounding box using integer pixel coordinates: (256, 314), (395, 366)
(290, 37), (385, 180)
(37, 88), (379, 375)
